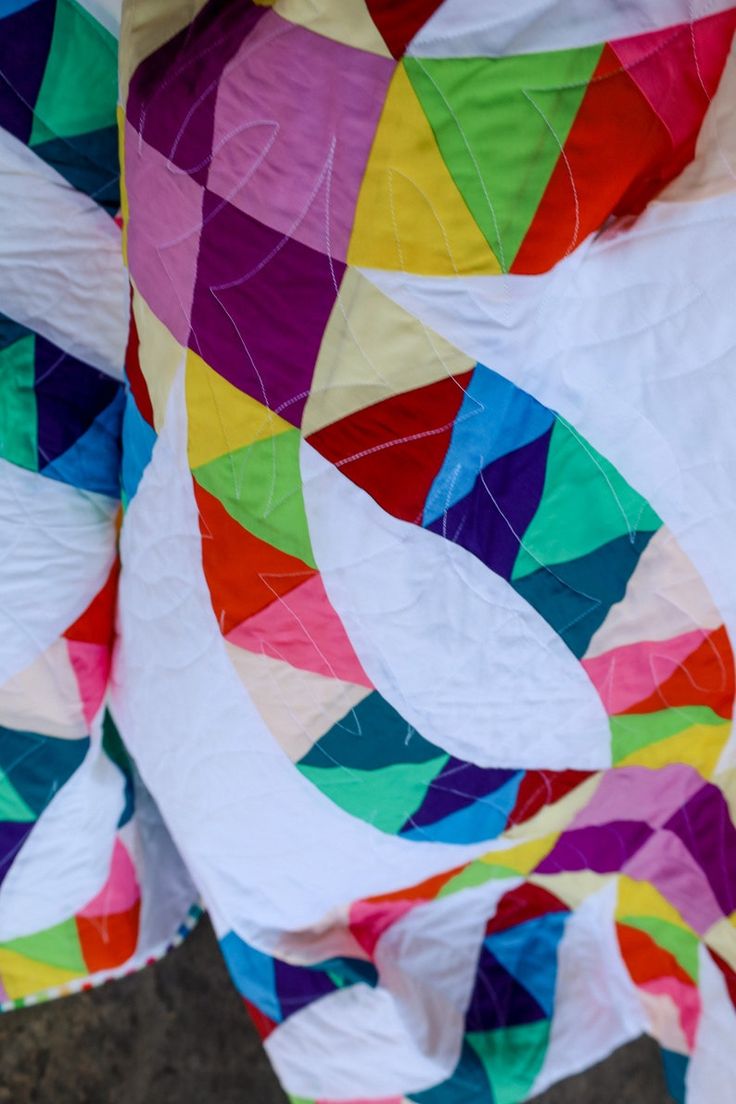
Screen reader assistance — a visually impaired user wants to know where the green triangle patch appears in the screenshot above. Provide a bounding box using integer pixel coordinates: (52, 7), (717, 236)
(438, 860), (516, 898)
(610, 706), (726, 763)
(297, 757), (446, 835)
(193, 429), (316, 567)
(512, 418), (661, 581)
(467, 1019), (551, 1104)
(618, 915), (699, 981)
(404, 45), (602, 270)
(0, 775), (36, 824)
(2, 917), (85, 974)
(0, 333), (38, 472)
(30, 0), (117, 146)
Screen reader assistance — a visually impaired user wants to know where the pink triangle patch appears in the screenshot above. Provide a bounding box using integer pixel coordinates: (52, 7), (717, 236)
(79, 840), (140, 919)
(610, 9), (736, 149)
(582, 628), (709, 716)
(227, 573), (372, 686)
(66, 639), (111, 726)
(349, 900), (418, 957)
(639, 976), (701, 1049)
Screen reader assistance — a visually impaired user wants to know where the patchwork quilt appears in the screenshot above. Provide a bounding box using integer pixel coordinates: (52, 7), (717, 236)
(2, 1), (736, 1101)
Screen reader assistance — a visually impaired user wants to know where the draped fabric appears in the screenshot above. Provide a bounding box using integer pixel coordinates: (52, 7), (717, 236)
(2, 2), (736, 1101)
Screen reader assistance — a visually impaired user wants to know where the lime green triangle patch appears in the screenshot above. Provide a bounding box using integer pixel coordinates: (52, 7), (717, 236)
(2, 918), (86, 975)
(438, 860), (517, 898)
(404, 45), (602, 271)
(193, 429), (316, 567)
(512, 418), (661, 580)
(30, 0), (117, 146)
(618, 915), (699, 981)
(610, 706), (726, 763)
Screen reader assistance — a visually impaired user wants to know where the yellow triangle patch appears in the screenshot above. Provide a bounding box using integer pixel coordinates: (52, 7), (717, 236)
(617, 722), (730, 779)
(185, 350), (292, 470)
(480, 833), (559, 876)
(348, 64), (501, 276)
(617, 876), (692, 930)
(0, 948), (84, 1001)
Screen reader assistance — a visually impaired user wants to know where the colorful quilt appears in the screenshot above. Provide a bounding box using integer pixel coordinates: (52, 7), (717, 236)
(2, 1), (736, 1101)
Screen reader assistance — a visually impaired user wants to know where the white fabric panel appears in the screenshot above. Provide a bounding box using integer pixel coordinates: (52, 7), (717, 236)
(686, 946), (736, 1101)
(360, 190), (736, 647)
(0, 127), (127, 379)
(0, 744), (123, 940)
(409, 0), (736, 58)
(126, 777), (200, 954)
(112, 371), (506, 936)
(529, 881), (646, 1096)
(267, 879), (517, 1098)
(0, 458), (117, 684)
(301, 441), (612, 771)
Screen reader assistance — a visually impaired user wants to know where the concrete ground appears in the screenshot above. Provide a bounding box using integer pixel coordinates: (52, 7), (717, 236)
(0, 918), (672, 1104)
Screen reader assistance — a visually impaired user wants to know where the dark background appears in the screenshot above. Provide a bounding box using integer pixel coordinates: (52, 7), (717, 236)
(0, 918), (672, 1103)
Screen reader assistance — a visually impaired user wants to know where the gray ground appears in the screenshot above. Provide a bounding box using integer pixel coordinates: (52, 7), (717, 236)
(0, 918), (672, 1104)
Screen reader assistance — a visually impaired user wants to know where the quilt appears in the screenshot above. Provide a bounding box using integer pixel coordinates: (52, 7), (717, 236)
(2, 1), (736, 1101)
